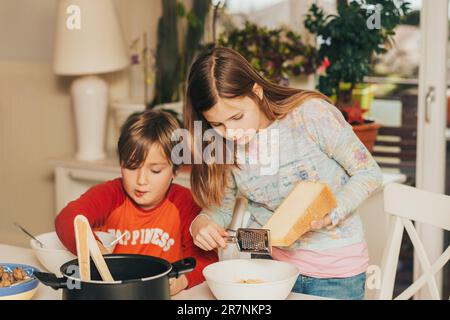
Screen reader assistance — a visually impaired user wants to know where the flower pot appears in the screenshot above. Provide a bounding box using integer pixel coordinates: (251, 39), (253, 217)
(286, 74), (316, 90)
(352, 84), (374, 116)
(111, 98), (146, 134)
(153, 101), (183, 116)
(447, 95), (450, 127)
(352, 122), (381, 153)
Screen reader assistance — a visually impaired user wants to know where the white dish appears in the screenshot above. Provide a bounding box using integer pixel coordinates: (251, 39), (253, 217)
(0, 263), (40, 300)
(203, 259), (299, 300)
(30, 231), (116, 275)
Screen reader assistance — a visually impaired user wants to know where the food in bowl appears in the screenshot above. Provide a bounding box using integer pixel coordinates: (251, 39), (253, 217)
(0, 266), (29, 287)
(203, 259), (299, 300)
(30, 231), (116, 275)
(0, 264), (39, 300)
(237, 279), (265, 284)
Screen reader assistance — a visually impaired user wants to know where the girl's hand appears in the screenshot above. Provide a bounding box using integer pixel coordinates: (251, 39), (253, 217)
(191, 215), (228, 251)
(310, 214), (332, 230)
(169, 275), (188, 296)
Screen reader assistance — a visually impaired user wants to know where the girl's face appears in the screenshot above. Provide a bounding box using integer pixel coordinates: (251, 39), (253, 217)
(202, 84), (271, 145)
(121, 143), (175, 210)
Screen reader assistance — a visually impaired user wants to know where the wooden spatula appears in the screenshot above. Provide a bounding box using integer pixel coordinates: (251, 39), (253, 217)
(74, 215), (114, 282)
(74, 215), (91, 281)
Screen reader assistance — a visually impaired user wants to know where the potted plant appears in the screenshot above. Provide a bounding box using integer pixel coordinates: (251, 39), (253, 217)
(304, 0), (411, 152)
(215, 22), (319, 86)
(112, 0), (210, 133)
(151, 0), (210, 110)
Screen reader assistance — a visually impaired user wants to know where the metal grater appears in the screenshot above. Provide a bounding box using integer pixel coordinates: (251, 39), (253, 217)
(226, 196), (272, 255)
(226, 228), (272, 255)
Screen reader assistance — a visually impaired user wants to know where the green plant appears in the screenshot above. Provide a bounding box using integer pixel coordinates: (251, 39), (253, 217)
(152, 0), (180, 107)
(178, 0), (210, 96)
(151, 0), (210, 108)
(304, 0), (410, 112)
(216, 22), (319, 84)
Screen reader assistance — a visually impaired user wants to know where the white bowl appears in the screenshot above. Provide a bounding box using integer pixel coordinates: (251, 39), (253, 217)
(203, 259), (300, 300)
(30, 231), (116, 276)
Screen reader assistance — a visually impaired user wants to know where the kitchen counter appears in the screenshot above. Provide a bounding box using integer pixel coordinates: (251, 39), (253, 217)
(0, 244), (326, 300)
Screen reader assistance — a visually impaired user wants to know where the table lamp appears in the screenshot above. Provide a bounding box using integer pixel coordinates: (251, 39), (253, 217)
(53, 0), (129, 160)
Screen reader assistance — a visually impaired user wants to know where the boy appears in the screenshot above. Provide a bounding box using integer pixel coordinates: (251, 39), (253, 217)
(55, 110), (217, 295)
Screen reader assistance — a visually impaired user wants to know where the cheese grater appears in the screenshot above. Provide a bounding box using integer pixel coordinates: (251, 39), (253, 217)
(225, 228), (272, 255)
(225, 197), (272, 255)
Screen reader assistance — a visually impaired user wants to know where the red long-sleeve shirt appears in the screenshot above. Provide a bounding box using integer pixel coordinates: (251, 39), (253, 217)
(55, 178), (217, 288)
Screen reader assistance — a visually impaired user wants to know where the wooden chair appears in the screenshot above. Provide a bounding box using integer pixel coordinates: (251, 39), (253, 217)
(378, 183), (450, 299)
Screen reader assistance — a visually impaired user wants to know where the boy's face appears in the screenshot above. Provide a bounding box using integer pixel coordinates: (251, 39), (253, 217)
(121, 143), (175, 210)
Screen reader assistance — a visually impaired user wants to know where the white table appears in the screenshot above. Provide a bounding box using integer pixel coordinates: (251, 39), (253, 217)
(0, 244), (325, 300)
(3, 172), (407, 300)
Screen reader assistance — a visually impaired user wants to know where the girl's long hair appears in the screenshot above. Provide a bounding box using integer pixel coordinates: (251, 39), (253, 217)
(184, 47), (331, 208)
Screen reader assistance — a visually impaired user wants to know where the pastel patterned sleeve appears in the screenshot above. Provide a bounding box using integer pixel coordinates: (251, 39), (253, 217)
(198, 171), (238, 229)
(297, 99), (384, 226)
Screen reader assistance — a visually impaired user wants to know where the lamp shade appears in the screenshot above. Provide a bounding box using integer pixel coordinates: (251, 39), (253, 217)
(53, 0), (129, 75)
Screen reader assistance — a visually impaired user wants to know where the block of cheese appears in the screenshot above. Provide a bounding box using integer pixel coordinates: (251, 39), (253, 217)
(263, 181), (337, 247)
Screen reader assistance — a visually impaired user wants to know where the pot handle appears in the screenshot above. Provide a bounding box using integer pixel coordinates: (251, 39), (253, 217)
(168, 257), (196, 279)
(34, 271), (67, 290)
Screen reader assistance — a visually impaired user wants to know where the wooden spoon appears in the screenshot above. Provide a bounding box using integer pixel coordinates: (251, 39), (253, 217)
(74, 215), (91, 281)
(74, 215), (114, 282)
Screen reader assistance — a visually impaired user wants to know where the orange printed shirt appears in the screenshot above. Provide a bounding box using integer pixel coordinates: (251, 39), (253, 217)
(96, 193), (184, 262)
(55, 178), (217, 288)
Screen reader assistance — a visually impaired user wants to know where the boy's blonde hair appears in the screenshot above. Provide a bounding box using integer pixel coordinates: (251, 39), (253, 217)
(118, 110), (181, 173)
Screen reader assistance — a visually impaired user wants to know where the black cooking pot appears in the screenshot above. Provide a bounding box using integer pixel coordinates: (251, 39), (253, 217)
(34, 254), (196, 300)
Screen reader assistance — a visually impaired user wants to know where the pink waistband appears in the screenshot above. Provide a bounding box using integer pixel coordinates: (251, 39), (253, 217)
(272, 241), (369, 278)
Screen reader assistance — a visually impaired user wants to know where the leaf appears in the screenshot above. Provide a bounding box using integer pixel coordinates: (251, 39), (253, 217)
(305, 0), (409, 94)
(187, 12), (199, 28)
(176, 2), (186, 17)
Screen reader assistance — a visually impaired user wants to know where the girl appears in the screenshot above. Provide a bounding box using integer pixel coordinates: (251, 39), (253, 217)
(184, 47), (383, 300)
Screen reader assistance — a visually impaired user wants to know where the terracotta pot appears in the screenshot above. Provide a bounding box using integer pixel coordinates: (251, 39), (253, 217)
(352, 122), (381, 153)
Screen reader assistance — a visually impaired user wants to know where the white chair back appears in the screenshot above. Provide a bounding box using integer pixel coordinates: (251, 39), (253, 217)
(378, 183), (450, 300)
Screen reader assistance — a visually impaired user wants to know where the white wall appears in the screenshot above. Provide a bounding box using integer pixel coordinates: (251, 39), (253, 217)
(0, 0), (57, 62)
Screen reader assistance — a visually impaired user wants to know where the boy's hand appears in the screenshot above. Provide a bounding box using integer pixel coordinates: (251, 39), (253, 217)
(169, 275), (188, 296)
(191, 215), (228, 251)
(310, 214), (332, 230)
